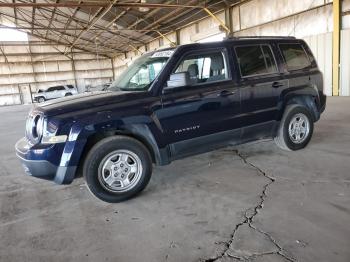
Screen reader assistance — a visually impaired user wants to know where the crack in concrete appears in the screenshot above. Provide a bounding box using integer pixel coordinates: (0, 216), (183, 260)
(201, 150), (296, 262)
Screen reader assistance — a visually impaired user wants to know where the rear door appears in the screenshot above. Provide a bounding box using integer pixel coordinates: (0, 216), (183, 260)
(55, 86), (66, 98)
(233, 43), (286, 142)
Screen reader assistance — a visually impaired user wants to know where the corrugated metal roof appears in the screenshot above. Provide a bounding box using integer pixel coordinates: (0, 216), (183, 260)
(0, 0), (236, 57)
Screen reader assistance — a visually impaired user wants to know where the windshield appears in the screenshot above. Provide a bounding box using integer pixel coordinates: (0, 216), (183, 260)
(109, 50), (174, 91)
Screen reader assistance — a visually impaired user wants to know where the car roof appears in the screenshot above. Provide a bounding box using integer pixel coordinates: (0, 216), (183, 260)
(151, 36), (301, 53)
(134, 36), (304, 60)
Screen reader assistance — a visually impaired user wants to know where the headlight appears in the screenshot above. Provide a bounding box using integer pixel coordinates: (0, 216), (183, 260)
(35, 116), (45, 139)
(26, 114), (44, 144)
(25, 113), (67, 145)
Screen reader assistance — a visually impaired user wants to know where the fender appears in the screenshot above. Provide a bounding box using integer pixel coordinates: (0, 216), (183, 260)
(278, 86), (320, 121)
(65, 112), (170, 173)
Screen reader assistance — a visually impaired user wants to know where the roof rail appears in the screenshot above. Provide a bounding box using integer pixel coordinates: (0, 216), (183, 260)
(225, 36), (296, 40)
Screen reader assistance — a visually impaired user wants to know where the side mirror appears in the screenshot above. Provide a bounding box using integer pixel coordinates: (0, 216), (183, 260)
(163, 72), (190, 93)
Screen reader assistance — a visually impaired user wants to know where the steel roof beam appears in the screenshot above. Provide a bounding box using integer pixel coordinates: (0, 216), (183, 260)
(36, 4), (146, 45)
(0, 26), (168, 32)
(0, 11), (125, 54)
(0, 2), (204, 8)
(45, 0), (59, 38)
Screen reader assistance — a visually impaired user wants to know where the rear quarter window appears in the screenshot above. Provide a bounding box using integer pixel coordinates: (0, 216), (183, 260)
(279, 43), (311, 71)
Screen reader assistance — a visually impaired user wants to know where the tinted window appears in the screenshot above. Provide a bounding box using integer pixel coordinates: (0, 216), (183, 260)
(262, 46), (277, 74)
(235, 45), (278, 77)
(279, 43), (311, 71)
(47, 86), (58, 92)
(174, 51), (228, 84)
(67, 85), (74, 89)
(56, 86), (66, 91)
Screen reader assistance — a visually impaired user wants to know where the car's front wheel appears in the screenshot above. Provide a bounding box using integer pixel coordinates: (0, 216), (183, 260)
(274, 104), (314, 151)
(37, 97), (45, 103)
(83, 136), (152, 203)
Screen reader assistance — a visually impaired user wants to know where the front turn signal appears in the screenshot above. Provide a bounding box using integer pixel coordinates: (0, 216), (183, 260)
(41, 135), (67, 144)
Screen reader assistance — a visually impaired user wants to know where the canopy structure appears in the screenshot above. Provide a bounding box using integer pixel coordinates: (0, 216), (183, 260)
(0, 0), (235, 57)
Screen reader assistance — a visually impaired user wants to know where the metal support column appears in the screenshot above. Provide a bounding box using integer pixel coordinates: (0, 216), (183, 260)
(332, 0), (341, 96)
(70, 49), (79, 90)
(111, 58), (115, 80)
(175, 29), (181, 45)
(224, 8), (233, 37)
(156, 30), (176, 47)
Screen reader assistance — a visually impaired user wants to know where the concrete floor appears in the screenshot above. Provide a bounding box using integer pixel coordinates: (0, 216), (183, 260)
(0, 97), (349, 262)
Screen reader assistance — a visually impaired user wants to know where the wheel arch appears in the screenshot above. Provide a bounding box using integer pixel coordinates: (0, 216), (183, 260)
(75, 124), (169, 179)
(36, 96), (45, 101)
(280, 93), (320, 122)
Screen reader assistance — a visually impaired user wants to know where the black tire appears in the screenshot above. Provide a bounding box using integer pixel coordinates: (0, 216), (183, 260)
(65, 93), (72, 96)
(83, 136), (152, 203)
(274, 104), (314, 151)
(37, 97), (45, 103)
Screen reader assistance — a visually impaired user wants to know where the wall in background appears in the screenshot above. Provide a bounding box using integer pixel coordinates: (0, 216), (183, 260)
(0, 36), (114, 106)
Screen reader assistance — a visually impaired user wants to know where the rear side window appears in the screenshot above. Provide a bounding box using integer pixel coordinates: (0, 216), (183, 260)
(56, 86), (66, 91)
(67, 85), (74, 89)
(235, 45), (278, 77)
(279, 43), (311, 71)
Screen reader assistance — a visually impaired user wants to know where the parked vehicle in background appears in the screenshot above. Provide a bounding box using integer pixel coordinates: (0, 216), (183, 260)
(85, 82), (112, 92)
(16, 37), (326, 203)
(33, 85), (78, 103)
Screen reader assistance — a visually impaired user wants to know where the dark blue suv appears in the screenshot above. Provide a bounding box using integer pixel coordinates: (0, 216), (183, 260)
(15, 37), (326, 202)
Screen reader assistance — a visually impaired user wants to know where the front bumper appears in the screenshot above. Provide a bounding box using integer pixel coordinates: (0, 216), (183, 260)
(15, 137), (77, 184)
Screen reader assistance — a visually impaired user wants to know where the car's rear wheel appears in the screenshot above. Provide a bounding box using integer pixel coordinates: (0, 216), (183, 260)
(274, 104), (314, 151)
(65, 93), (72, 96)
(83, 136), (152, 203)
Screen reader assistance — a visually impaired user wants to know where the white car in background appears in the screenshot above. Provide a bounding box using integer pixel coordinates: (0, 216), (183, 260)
(34, 85), (78, 103)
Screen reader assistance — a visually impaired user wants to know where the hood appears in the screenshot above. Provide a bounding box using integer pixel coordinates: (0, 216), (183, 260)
(36, 90), (149, 117)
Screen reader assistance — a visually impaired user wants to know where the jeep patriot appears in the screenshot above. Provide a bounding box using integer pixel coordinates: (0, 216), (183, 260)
(15, 36), (326, 202)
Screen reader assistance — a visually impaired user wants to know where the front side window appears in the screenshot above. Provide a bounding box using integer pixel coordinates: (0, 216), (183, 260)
(279, 43), (311, 71)
(235, 45), (278, 77)
(109, 50), (174, 91)
(56, 86), (66, 91)
(174, 51), (228, 84)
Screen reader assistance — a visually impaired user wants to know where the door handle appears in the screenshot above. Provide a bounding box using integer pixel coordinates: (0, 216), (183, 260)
(218, 90), (236, 97)
(272, 82), (284, 88)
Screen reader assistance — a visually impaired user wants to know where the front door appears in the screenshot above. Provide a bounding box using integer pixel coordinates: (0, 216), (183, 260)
(156, 48), (241, 159)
